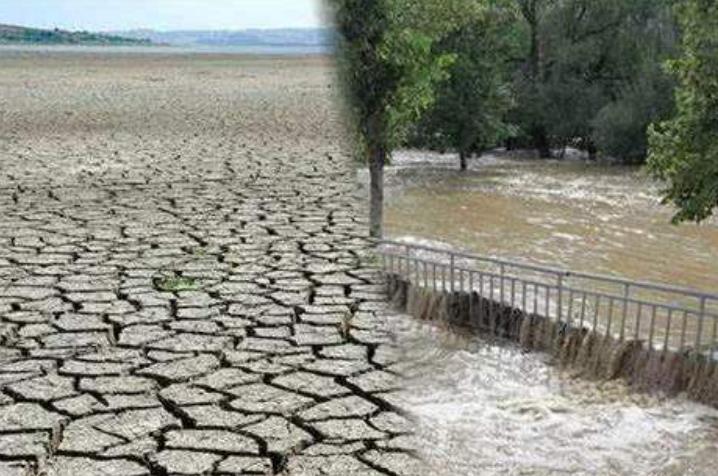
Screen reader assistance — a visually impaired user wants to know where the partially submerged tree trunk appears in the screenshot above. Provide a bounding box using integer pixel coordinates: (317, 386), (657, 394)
(368, 145), (386, 238)
(534, 127), (552, 158)
(459, 151), (468, 171)
(587, 141), (598, 161)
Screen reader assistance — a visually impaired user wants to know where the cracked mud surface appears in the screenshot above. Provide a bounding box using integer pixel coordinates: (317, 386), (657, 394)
(0, 50), (420, 475)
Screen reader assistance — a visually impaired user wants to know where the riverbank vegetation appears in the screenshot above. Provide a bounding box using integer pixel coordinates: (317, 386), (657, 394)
(0, 24), (151, 45)
(329, 0), (718, 233)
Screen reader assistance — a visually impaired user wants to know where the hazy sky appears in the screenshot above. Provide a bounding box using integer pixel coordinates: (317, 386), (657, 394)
(0, 0), (325, 31)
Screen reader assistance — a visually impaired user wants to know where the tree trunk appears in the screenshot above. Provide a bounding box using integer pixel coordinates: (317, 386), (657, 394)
(368, 145), (385, 239)
(535, 127), (552, 158)
(587, 142), (598, 161)
(459, 151), (467, 171)
(524, 1), (551, 160)
(528, 9), (540, 80)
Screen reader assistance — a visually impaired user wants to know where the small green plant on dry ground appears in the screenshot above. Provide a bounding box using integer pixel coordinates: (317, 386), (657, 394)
(153, 275), (199, 292)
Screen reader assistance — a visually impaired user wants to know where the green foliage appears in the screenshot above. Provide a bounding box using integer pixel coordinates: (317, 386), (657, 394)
(410, 4), (515, 160)
(329, 0), (457, 155)
(510, 0), (677, 161)
(381, 28), (456, 149)
(648, 0), (718, 222)
(154, 276), (199, 293)
(593, 68), (675, 164)
(329, 0), (463, 236)
(399, 0), (677, 164)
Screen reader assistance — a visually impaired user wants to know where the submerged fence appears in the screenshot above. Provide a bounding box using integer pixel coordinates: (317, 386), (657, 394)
(378, 240), (718, 362)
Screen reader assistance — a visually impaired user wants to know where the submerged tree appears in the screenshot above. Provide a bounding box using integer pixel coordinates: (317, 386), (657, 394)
(648, 0), (718, 222)
(328, 0), (456, 237)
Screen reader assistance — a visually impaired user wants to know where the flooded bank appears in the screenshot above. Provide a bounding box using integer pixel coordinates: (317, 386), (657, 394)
(370, 150), (718, 474)
(387, 314), (718, 475)
(381, 150), (718, 293)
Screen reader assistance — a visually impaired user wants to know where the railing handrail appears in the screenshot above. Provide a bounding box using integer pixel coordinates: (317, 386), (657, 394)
(378, 239), (718, 302)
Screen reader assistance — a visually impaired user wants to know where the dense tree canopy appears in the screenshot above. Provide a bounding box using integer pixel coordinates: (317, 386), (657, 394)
(507, 0), (677, 161)
(404, 0), (678, 164)
(410, 2), (516, 170)
(648, 0), (718, 222)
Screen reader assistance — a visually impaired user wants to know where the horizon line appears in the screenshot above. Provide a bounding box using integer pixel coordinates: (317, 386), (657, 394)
(1, 22), (329, 33)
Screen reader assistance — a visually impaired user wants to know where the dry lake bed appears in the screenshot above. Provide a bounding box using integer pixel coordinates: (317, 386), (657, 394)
(0, 48), (419, 476)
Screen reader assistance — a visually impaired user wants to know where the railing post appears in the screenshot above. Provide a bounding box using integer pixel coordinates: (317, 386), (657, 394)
(679, 310), (688, 352)
(450, 253), (455, 293)
(634, 303), (643, 340)
(663, 308), (673, 354)
(648, 305), (657, 354)
(621, 283), (630, 341)
(606, 299), (614, 337)
(414, 257), (421, 287)
(405, 245), (411, 281)
(469, 271), (474, 321)
(499, 264), (505, 305)
(696, 296), (706, 353)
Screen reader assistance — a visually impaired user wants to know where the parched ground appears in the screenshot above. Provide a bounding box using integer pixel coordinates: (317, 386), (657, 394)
(0, 50), (419, 475)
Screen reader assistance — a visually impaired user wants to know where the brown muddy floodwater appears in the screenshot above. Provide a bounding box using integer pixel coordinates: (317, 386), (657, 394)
(383, 150), (718, 292)
(370, 150), (718, 475)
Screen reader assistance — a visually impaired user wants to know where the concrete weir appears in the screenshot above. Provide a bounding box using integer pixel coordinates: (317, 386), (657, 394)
(387, 274), (718, 408)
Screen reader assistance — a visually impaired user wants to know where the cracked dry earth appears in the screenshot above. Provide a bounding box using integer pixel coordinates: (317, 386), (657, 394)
(0, 51), (421, 475)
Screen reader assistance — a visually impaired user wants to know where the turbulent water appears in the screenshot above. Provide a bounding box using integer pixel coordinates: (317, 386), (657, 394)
(388, 316), (718, 475)
(374, 150), (718, 475)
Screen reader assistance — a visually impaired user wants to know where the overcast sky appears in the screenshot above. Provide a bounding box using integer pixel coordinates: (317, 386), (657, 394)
(0, 0), (325, 31)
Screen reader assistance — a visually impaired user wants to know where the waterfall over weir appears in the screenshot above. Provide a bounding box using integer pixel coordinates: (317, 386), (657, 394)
(380, 240), (718, 408)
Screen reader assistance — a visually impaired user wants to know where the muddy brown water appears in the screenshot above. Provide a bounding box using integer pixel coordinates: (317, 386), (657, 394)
(383, 150), (718, 293)
(374, 150), (718, 474)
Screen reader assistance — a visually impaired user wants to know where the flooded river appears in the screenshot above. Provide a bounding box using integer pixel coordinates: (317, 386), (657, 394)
(383, 150), (718, 292)
(374, 150), (718, 475)
(388, 316), (718, 476)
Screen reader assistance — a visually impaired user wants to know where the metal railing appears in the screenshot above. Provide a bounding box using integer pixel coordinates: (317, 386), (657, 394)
(378, 240), (718, 361)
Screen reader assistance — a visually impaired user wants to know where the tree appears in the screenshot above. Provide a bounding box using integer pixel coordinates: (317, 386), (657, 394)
(514, 0), (555, 158)
(410, 3), (516, 170)
(648, 0), (718, 222)
(511, 0), (676, 161)
(592, 63), (675, 164)
(328, 0), (456, 237)
(590, 0), (677, 163)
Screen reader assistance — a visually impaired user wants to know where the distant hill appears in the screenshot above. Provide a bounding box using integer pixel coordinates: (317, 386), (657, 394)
(111, 28), (332, 48)
(0, 24), (151, 45)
